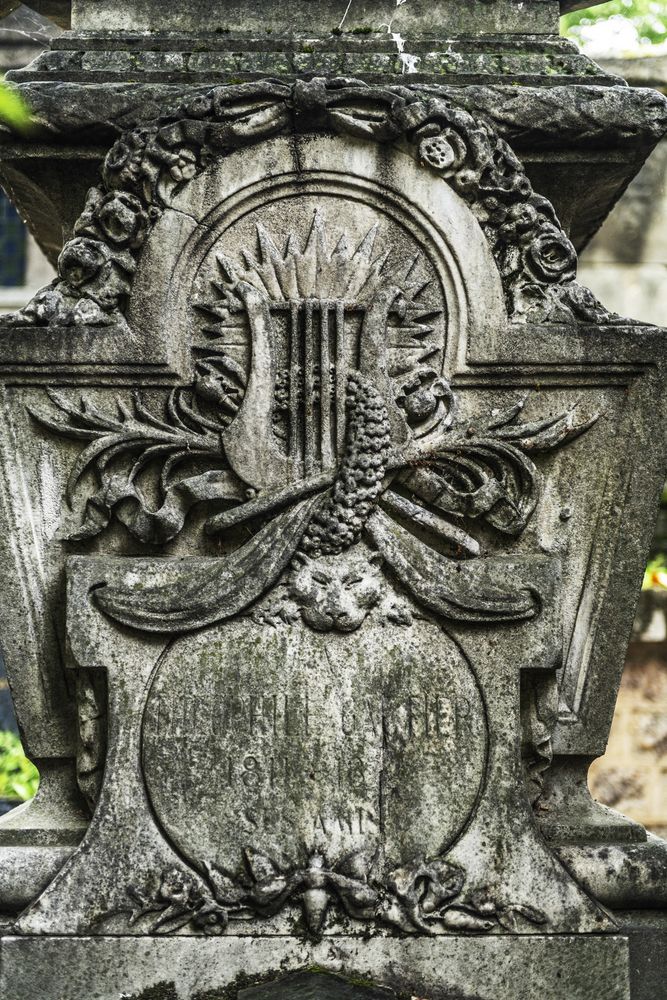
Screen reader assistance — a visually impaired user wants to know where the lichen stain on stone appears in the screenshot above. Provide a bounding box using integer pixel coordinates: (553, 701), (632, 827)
(336, 0), (420, 73)
(379, 1), (421, 75)
(126, 988), (237, 1000)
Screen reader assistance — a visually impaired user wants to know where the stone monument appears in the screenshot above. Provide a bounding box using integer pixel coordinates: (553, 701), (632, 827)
(0, 2), (665, 998)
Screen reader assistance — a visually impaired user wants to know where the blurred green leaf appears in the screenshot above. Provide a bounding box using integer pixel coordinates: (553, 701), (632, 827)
(562, 1), (667, 46)
(643, 555), (667, 590)
(0, 730), (39, 801)
(0, 82), (32, 130)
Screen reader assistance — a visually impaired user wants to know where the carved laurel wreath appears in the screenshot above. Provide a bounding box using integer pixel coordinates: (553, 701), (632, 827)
(15, 76), (619, 329)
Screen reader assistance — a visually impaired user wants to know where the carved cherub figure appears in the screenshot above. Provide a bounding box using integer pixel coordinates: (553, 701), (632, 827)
(288, 548), (384, 633)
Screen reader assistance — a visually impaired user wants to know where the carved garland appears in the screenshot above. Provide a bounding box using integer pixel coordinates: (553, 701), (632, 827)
(107, 850), (548, 938)
(13, 77), (619, 330)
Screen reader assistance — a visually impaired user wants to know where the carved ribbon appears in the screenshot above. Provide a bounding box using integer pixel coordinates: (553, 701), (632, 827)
(95, 494), (322, 631)
(70, 469), (246, 545)
(366, 509), (538, 623)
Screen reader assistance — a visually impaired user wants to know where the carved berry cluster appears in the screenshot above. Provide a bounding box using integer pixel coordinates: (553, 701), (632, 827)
(301, 373), (390, 557)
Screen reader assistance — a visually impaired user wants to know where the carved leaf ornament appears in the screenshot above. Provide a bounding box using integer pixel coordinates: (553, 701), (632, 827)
(113, 849), (547, 938)
(24, 78), (600, 632)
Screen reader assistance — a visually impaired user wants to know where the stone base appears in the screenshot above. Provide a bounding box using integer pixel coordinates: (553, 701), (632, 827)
(0, 934), (637, 1000)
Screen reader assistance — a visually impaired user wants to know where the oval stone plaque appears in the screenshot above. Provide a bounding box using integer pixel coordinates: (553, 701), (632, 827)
(141, 614), (488, 874)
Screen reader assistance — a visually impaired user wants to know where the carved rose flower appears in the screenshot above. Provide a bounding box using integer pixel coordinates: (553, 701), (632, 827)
(419, 129), (467, 177)
(158, 867), (196, 906)
(169, 148), (197, 183)
(526, 227), (577, 284)
(58, 237), (134, 314)
(76, 189), (149, 251)
(97, 192), (149, 250)
(498, 203), (539, 243)
(58, 238), (106, 289)
(453, 168), (478, 196)
(396, 370), (451, 425)
(104, 140), (134, 181)
(102, 128), (151, 191)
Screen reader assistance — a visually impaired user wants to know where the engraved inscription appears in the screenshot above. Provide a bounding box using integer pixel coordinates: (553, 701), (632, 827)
(141, 615), (488, 873)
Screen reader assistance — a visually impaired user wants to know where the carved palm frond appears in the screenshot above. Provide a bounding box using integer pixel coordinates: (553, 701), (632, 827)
(28, 383), (243, 543)
(484, 396), (598, 452)
(30, 388), (222, 502)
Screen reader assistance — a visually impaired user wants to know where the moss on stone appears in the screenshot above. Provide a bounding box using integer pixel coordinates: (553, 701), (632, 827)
(127, 983), (178, 1000)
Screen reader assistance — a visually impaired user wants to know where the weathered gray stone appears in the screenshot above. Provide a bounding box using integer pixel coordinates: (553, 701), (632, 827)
(556, 835), (667, 909)
(0, 1), (618, 32)
(69, 0), (561, 37)
(0, 2), (664, 998)
(578, 56), (667, 326)
(0, 935), (635, 1000)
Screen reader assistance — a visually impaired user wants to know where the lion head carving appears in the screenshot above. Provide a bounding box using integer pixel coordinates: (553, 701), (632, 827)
(288, 547), (384, 633)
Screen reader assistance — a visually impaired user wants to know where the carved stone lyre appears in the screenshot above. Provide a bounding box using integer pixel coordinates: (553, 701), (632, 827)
(223, 261), (408, 490)
(0, 4), (666, 996)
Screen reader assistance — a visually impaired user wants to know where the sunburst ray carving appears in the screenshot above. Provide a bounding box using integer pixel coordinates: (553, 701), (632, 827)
(194, 209), (445, 381)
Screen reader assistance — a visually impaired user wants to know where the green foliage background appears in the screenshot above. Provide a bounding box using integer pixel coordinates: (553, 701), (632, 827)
(0, 85), (30, 129)
(0, 731), (39, 801)
(562, 1), (667, 45)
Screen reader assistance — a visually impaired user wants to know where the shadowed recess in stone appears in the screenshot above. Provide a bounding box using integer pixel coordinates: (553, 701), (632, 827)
(238, 970), (481, 1000)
